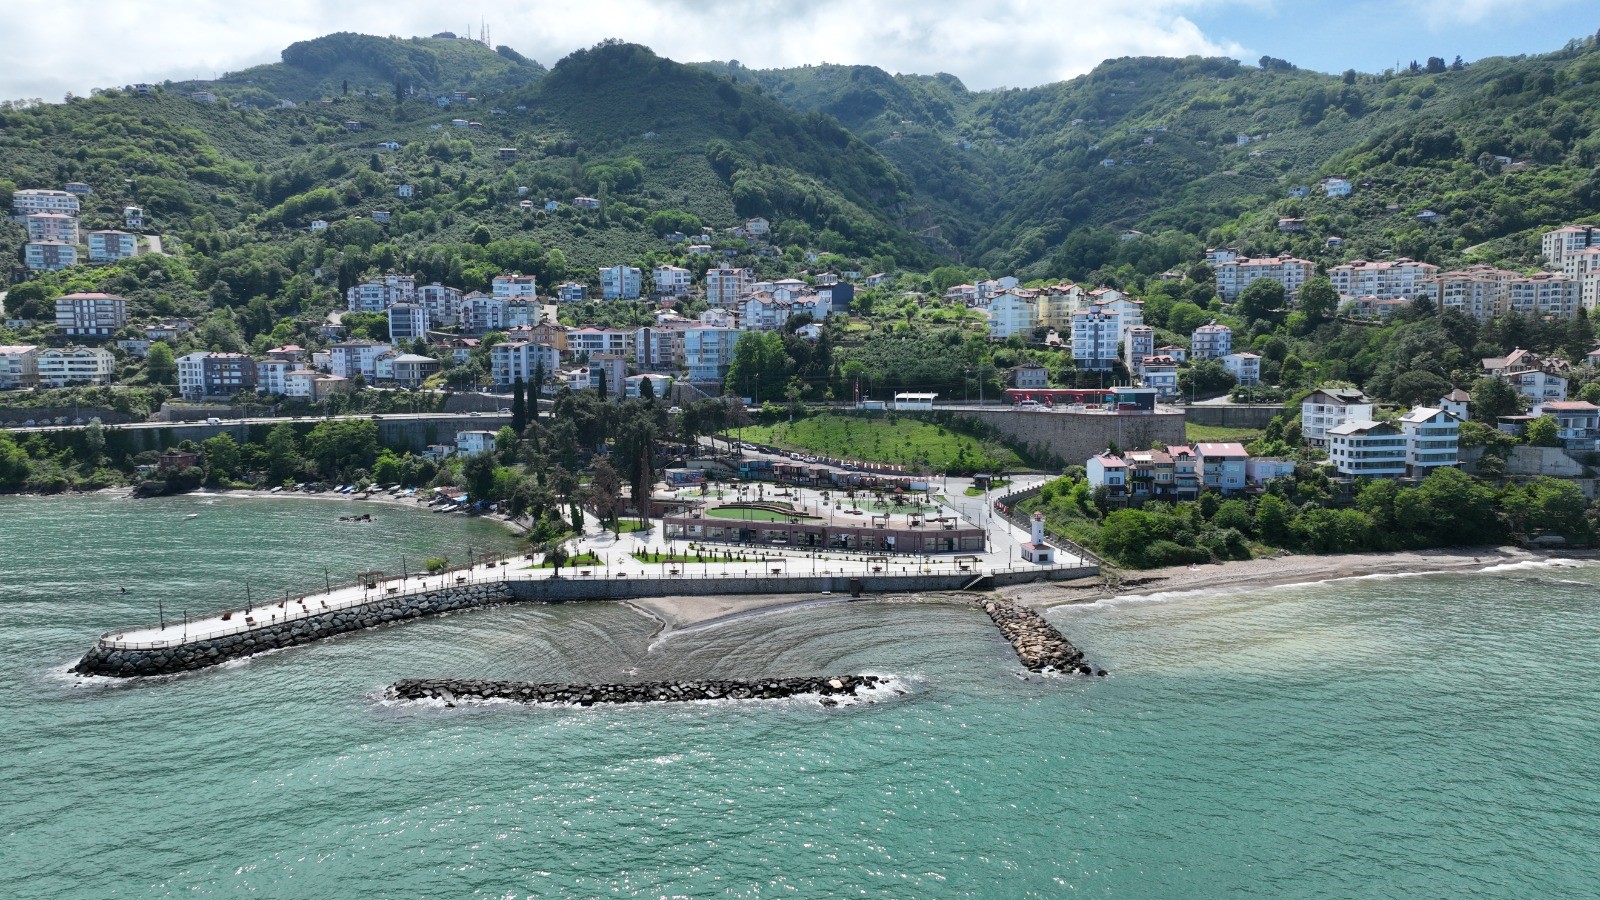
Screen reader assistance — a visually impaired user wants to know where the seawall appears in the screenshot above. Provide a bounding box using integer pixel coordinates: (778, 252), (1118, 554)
(74, 567), (1099, 677)
(944, 409), (1188, 468)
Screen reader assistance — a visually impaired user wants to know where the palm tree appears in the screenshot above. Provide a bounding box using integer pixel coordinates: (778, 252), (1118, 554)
(541, 540), (570, 578)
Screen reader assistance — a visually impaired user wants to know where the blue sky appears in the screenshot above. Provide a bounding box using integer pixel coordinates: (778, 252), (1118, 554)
(1188, 0), (1596, 76)
(0, 0), (1596, 100)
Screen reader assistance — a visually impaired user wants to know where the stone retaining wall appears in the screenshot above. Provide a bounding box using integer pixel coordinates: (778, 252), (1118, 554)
(388, 675), (886, 707)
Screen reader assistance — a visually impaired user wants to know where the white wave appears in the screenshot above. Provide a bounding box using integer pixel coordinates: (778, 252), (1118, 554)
(1476, 558), (1595, 574)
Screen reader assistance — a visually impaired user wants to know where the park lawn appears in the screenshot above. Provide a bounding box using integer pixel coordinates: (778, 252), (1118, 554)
(613, 517), (651, 533)
(530, 551), (604, 569)
(1184, 422), (1264, 444)
(632, 550), (761, 564)
(733, 414), (1022, 472)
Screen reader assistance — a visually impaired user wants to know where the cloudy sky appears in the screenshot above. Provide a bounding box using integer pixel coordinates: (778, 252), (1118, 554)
(2, 0), (1592, 100)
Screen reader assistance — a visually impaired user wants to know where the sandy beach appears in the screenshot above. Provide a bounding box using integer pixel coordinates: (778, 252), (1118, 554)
(1000, 546), (1586, 608)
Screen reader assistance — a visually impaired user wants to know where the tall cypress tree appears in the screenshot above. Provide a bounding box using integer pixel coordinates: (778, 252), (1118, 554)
(511, 377), (527, 432)
(595, 366), (608, 400)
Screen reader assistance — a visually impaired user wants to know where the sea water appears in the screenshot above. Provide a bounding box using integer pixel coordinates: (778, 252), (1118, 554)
(3, 495), (1599, 896)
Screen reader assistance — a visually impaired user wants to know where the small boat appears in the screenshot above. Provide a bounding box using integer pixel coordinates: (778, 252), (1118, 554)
(185, 513), (200, 520)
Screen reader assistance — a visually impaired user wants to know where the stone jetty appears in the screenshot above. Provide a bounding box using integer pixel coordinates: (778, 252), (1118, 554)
(388, 675), (885, 707)
(981, 598), (1100, 674)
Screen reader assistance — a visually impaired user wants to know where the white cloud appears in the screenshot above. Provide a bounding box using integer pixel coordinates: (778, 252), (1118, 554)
(0, 0), (1251, 100)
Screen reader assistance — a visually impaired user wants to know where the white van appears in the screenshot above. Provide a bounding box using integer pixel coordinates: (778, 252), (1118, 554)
(205, 417), (222, 425)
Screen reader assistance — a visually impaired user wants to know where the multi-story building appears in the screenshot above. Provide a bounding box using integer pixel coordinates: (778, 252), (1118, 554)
(1327, 421), (1408, 478)
(124, 206), (144, 228)
(1542, 224), (1600, 267)
(25, 213), (79, 244)
(26, 241), (77, 271)
(556, 282), (586, 303)
(1190, 322), (1233, 359)
(706, 263), (753, 307)
(1214, 254), (1315, 302)
(1070, 308), (1120, 371)
(1506, 272), (1581, 318)
(255, 359), (291, 395)
(587, 352), (627, 399)
(1532, 401), (1600, 451)
(1205, 248), (1239, 267)
(86, 230), (139, 263)
(491, 273), (538, 300)
(1086, 451), (1130, 495)
(55, 292), (127, 337)
(685, 326), (741, 382)
(1036, 284), (1084, 332)
(1139, 356), (1179, 399)
(35, 346), (115, 387)
(1483, 349), (1568, 403)
(387, 303), (430, 343)
(1328, 258), (1439, 299)
(1399, 407), (1461, 474)
(632, 325), (689, 371)
(567, 327), (631, 357)
(599, 265), (642, 300)
(818, 282), (855, 315)
(1301, 387), (1375, 446)
(1222, 352), (1262, 386)
(11, 189), (80, 218)
(417, 283), (463, 325)
(652, 265), (693, 297)
(1010, 361), (1049, 390)
(346, 274), (416, 312)
(625, 373), (674, 399)
(328, 340), (392, 379)
(0, 345), (40, 389)
(988, 290), (1038, 342)
(389, 354), (442, 387)
(1195, 442), (1249, 494)
(459, 296), (541, 334)
(456, 430), (497, 456)
(1123, 325), (1156, 372)
(176, 352), (258, 400)
(1426, 265), (1514, 321)
(489, 341), (561, 387)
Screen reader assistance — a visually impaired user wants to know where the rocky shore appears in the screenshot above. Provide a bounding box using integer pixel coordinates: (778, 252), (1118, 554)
(387, 675), (888, 707)
(981, 598), (1101, 675)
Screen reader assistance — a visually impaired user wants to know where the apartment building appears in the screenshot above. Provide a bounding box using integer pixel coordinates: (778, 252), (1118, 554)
(599, 265), (642, 300)
(491, 273), (538, 299)
(459, 296), (540, 334)
(418, 282), (463, 325)
(26, 241), (77, 271)
(1327, 421), (1408, 478)
(1328, 258), (1439, 299)
(489, 341), (560, 386)
(176, 352), (258, 400)
(55, 292), (127, 336)
(988, 291), (1038, 341)
(1399, 407), (1461, 475)
(1426, 265), (1514, 321)
(346, 274), (417, 312)
(652, 265), (693, 297)
(685, 326), (741, 382)
(255, 359), (290, 395)
(86, 230), (139, 262)
(1036, 284), (1084, 331)
(0, 345), (40, 389)
(1222, 352), (1262, 386)
(567, 327), (631, 356)
(1123, 325), (1155, 372)
(1214, 254), (1314, 302)
(1195, 442), (1249, 494)
(556, 282), (586, 303)
(1542, 224), (1600, 266)
(386, 303), (430, 343)
(706, 263), (754, 307)
(25, 212), (79, 244)
(12, 189), (80, 218)
(1191, 323), (1233, 360)
(327, 340), (392, 378)
(632, 325), (689, 371)
(1506, 272), (1581, 318)
(36, 346), (115, 387)
(1070, 308), (1120, 371)
(587, 352), (627, 399)
(1301, 387), (1375, 446)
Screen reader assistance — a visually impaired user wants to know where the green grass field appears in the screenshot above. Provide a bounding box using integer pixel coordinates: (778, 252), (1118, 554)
(1184, 423), (1264, 444)
(530, 551), (604, 569)
(732, 414), (1022, 473)
(632, 551), (762, 564)
(705, 506), (812, 522)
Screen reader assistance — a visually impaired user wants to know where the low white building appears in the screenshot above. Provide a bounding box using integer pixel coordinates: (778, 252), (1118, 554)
(893, 392), (937, 411)
(455, 430), (498, 456)
(1222, 352), (1262, 386)
(36, 346), (115, 387)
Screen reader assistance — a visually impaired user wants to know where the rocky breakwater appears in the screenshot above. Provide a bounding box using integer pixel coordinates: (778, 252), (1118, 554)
(73, 582), (513, 677)
(981, 598), (1101, 675)
(388, 675), (888, 707)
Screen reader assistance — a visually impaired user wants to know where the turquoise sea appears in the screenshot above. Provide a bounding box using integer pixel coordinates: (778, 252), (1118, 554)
(4, 494), (1599, 897)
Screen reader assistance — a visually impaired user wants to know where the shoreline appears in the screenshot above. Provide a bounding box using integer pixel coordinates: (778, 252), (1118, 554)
(1001, 546), (1594, 608)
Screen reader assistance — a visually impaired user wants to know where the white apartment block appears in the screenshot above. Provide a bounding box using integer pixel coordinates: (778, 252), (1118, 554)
(1327, 421), (1407, 478)
(255, 359), (291, 395)
(1328, 258), (1439, 299)
(1215, 254), (1314, 302)
(1070, 308), (1120, 371)
(652, 265), (693, 297)
(567, 327), (631, 356)
(12, 189), (80, 218)
(988, 291), (1038, 341)
(706, 264), (753, 307)
(55, 292), (127, 336)
(387, 303), (430, 343)
(26, 241), (77, 271)
(742, 294), (826, 331)
(346, 274), (416, 312)
(418, 283), (463, 325)
(1301, 387), (1375, 446)
(1426, 266), (1513, 321)
(25, 213), (79, 244)
(1399, 407), (1460, 475)
(1123, 325), (1155, 372)
(491, 273), (538, 299)
(599, 265), (642, 300)
(36, 346), (115, 387)
(1507, 273), (1581, 318)
(1542, 224), (1600, 267)
(328, 340), (392, 378)
(0, 345), (39, 389)
(1190, 323), (1233, 359)
(1223, 352), (1262, 386)
(459, 296), (540, 334)
(489, 340), (560, 386)
(1036, 285), (1085, 331)
(87, 230), (139, 262)
(685, 327), (740, 382)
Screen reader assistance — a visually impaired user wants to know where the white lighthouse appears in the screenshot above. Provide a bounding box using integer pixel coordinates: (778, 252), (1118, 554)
(1021, 511), (1054, 564)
